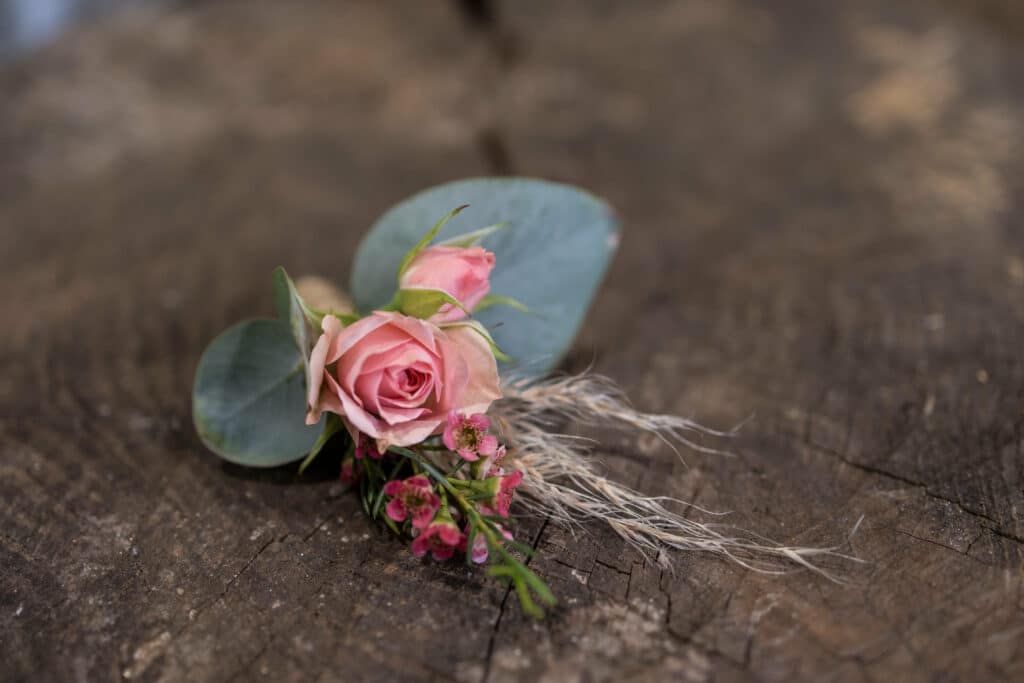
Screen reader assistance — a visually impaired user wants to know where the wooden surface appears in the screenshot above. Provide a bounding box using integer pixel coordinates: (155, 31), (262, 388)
(3, 1), (1024, 680)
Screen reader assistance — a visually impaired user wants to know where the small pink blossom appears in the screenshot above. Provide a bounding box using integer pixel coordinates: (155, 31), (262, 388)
(479, 444), (507, 473)
(479, 469), (524, 519)
(461, 529), (489, 564)
(382, 476), (440, 530)
(443, 412), (499, 462)
(339, 455), (362, 487)
(411, 517), (464, 561)
(459, 524), (513, 564)
(353, 432), (382, 460)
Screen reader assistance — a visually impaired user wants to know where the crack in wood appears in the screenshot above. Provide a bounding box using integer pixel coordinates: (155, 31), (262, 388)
(170, 534), (284, 640)
(884, 526), (990, 565)
(796, 433), (1024, 546)
(481, 515), (550, 683)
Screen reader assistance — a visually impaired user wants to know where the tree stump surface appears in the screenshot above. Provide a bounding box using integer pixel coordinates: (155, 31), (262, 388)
(3, 1), (1023, 681)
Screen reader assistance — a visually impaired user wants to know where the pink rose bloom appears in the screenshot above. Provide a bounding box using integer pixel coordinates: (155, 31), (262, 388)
(305, 311), (501, 453)
(399, 246), (495, 322)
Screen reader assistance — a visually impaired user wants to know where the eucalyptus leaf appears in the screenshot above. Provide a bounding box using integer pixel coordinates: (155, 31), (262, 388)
(193, 319), (323, 467)
(352, 178), (619, 377)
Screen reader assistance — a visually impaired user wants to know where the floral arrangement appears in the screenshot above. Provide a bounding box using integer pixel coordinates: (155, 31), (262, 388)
(193, 179), (848, 617)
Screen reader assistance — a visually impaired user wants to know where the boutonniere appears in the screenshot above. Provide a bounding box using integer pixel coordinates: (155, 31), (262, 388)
(193, 178), (851, 617)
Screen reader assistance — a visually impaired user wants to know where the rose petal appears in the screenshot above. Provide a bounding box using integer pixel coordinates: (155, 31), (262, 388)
(441, 326), (502, 414)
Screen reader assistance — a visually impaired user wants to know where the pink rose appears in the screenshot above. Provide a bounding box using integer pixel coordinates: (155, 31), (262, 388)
(305, 311), (502, 452)
(399, 246), (495, 322)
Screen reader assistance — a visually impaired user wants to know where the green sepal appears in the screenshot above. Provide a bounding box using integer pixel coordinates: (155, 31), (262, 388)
(333, 311), (362, 326)
(396, 204), (469, 281)
(440, 320), (511, 362)
(388, 288), (470, 320)
(272, 267), (316, 370)
(436, 222), (506, 248)
(274, 265), (361, 330)
(473, 294), (530, 315)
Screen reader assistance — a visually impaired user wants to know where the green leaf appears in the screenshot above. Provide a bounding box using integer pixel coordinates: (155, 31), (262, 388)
(394, 288), (470, 320)
(360, 476), (372, 516)
(193, 319), (324, 466)
(514, 578), (543, 619)
(473, 294), (530, 315)
(520, 565), (556, 607)
(436, 222), (506, 247)
(505, 540), (537, 558)
(352, 178), (619, 377)
(373, 458), (405, 519)
(272, 267), (316, 370)
(298, 413), (345, 474)
(273, 266), (362, 330)
(395, 204), (469, 281)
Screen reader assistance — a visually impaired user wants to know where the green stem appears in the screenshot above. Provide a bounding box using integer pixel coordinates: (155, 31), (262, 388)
(389, 445), (553, 617)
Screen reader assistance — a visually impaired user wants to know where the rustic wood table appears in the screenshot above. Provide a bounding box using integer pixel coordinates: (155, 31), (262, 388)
(3, 1), (1023, 681)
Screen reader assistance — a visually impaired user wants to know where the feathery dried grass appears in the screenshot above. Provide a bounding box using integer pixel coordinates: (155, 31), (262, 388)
(493, 373), (860, 577)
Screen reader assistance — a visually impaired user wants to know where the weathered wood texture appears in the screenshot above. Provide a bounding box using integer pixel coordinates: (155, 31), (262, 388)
(2, 1), (1023, 681)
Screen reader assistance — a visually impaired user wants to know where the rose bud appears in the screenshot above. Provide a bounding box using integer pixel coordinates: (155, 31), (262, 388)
(399, 246), (495, 323)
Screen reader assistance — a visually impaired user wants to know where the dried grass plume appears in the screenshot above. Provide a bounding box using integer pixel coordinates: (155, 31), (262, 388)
(493, 373), (860, 577)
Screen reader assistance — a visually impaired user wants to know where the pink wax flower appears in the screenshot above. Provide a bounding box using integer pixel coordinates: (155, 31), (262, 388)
(382, 476), (440, 530)
(353, 432), (381, 460)
(479, 444), (507, 473)
(443, 411), (499, 462)
(462, 529), (490, 564)
(305, 312), (502, 452)
(478, 469), (524, 519)
(339, 454), (361, 487)
(459, 524), (513, 564)
(411, 517), (464, 562)
(399, 245), (495, 323)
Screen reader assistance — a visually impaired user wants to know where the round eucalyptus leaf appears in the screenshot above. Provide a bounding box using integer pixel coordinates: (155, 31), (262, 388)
(192, 319), (323, 466)
(351, 178), (619, 377)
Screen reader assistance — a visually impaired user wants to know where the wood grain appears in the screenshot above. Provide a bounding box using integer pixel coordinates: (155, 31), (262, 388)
(2, 0), (1023, 681)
